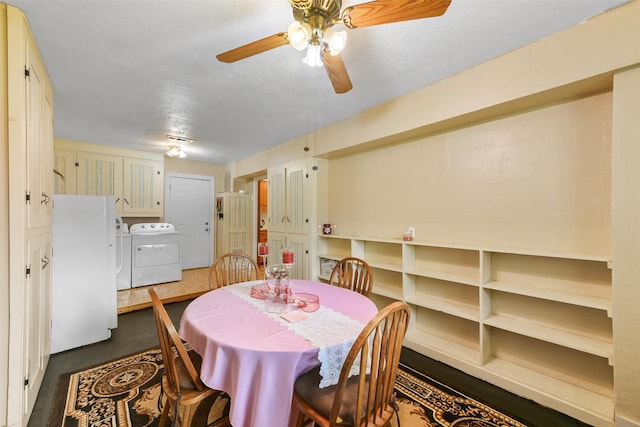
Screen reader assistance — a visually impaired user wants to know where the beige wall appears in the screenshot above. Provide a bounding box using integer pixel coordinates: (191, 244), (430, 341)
(164, 157), (226, 194)
(328, 91), (612, 255)
(232, 2), (640, 425)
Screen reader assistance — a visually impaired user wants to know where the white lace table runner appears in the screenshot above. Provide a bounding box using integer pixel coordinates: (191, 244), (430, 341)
(225, 281), (365, 387)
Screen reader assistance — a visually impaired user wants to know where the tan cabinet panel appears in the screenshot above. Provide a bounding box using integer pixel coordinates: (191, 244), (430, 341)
(76, 151), (123, 199)
(53, 149), (76, 195)
(122, 157), (163, 216)
(54, 140), (164, 217)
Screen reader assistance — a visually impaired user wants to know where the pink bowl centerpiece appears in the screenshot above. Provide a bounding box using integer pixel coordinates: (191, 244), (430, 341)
(292, 293), (320, 312)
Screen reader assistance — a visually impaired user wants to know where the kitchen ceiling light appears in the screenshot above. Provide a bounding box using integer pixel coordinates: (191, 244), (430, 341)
(165, 145), (186, 158)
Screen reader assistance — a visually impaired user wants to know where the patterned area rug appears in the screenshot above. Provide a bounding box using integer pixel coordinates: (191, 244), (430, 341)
(392, 365), (527, 427)
(48, 348), (527, 427)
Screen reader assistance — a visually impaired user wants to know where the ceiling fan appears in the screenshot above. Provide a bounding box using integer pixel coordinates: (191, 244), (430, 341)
(216, 0), (452, 94)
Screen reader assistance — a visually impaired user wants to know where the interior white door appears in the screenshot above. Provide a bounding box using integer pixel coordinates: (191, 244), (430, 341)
(166, 174), (214, 270)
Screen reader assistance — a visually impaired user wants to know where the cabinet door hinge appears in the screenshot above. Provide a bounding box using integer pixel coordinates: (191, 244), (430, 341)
(24, 377), (29, 387)
(26, 191), (31, 204)
(24, 67), (30, 79)
(26, 265), (31, 278)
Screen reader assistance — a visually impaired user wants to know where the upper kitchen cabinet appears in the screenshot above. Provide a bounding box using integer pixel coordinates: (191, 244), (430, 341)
(53, 139), (164, 217)
(53, 148), (76, 195)
(121, 157), (163, 216)
(75, 151), (123, 198)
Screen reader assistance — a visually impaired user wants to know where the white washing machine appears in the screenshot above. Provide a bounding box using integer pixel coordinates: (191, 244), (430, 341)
(130, 223), (182, 287)
(116, 219), (132, 290)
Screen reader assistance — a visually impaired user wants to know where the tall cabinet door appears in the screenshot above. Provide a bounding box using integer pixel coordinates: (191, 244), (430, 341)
(268, 165), (287, 233)
(266, 232), (308, 280)
(23, 233), (52, 415)
(284, 233), (309, 281)
(25, 39), (53, 230)
(122, 157), (163, 216)
(216, 192), (252, 256)
(267, 159), (316, 279)
(286, 162), (308, 235)
(269, 162), (309, 235)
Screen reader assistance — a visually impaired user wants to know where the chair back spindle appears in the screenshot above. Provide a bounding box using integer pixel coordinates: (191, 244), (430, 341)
(329, 257), (374, 297)
(209, 252), (259, 289)
(148, 289), (226, 426)
(293, 301), (410, 427)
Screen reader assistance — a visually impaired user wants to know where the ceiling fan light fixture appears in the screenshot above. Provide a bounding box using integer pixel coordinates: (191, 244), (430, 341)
(323, 27), (347, 56)
(302, 42), (323, 67)
(288, 21), (311, 50)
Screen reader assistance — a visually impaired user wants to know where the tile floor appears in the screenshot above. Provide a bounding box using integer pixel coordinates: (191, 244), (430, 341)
(117, 267), (211, 313)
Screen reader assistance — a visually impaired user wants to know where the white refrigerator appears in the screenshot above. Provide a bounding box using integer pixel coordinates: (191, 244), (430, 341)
(51, 195), (119, 353)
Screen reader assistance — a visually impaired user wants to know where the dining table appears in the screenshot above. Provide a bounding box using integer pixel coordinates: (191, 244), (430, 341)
(178, 279), (378, 427)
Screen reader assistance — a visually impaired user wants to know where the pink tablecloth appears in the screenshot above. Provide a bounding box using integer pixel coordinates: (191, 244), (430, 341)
(179, 280), (378, 427)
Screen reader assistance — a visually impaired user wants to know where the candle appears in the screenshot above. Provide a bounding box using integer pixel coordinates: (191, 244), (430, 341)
(259, 244), (268, 255)
(282, 249), (294, 264)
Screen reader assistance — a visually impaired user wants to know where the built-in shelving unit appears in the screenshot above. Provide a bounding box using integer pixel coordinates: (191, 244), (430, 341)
(315, 234), (613, 426)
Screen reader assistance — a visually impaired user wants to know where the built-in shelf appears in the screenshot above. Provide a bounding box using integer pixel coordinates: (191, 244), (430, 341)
(314, 234), (613, 425)
(483, 280), (612, 316)
(484, 315), (613, 361)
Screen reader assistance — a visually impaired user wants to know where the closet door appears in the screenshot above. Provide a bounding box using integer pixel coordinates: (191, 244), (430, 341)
(23, 233), (52, 415)
(25, 38), (53, 230)
(268, 165), (287, 233)
(285, 162), (308, 235)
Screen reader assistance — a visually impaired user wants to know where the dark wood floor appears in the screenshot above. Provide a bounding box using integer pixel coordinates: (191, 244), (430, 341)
(30, 298), (591, 427)
(400, 347), (590, 427)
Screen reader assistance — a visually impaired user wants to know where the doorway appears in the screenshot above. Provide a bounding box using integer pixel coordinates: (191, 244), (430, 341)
(257, 178), (268, 266)
(165, 173), (214, 270)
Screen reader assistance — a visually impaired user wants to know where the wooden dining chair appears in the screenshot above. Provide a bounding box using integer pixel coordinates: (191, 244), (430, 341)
(328, 257), (374, 297)
(293, 301), (410, 427)
(148, 289), (228, 427)
(208, 252), (259, 290)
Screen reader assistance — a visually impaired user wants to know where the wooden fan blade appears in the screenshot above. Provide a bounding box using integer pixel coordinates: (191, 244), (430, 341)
(217, 32), (289, 63)
(323, 52), (353, 94)
(342, 0), (451, 29)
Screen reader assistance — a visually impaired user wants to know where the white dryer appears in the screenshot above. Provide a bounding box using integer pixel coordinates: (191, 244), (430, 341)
(116, 219), (132, 290)
(130, 223), (182, 287)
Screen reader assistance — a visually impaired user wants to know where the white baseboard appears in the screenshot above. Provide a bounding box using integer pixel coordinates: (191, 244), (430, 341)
(616, 415), (640, 427)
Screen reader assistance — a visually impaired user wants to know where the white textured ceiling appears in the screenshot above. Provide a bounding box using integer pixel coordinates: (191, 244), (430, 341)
(6, 0), (630, 164)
